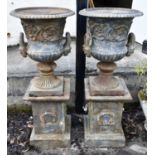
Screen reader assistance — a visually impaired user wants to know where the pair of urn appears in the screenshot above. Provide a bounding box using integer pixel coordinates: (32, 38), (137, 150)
(10, 7), (143, 149)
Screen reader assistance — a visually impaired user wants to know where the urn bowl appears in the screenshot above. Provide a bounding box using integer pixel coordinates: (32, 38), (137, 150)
(10, 7), (75, 62)
(79, 7), (143, 62)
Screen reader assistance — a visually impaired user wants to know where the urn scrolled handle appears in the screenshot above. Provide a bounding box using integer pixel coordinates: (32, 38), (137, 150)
(83, 32), (92, 57)
(126, 32), (136, 56)
(19, 32), (27, 57)
(63, 32), (72, 56)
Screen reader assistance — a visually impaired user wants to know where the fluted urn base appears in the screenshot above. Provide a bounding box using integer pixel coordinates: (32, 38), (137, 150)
(89, 62), (126, 96)
(29, 62), (64, 96)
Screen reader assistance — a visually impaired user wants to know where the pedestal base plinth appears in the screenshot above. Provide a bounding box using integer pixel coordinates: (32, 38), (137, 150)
(24, 78), (70, 150)
(30, 116), (71, 150)
(84, 78), (132, 148)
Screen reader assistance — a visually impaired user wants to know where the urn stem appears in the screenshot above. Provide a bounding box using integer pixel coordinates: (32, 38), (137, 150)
(92, 62), (119, 89)
(88, 62), (126, 96)
(32, 62), (62, 89)
(97, 62), (116, 76)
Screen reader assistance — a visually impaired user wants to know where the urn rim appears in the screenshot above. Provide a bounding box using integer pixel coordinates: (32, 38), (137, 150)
(10, 7), (75, 19)
(79, 7), (143, 18)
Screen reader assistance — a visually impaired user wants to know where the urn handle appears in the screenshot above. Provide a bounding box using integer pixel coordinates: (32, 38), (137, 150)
(83, 32), (92, 57)
(19, 32), (27, 57)
(63, 32), (71, 56)
(126, 32), (136, 56)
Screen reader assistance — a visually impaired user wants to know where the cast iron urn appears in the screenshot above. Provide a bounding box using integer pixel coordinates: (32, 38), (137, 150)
(10, 7), (75, 96)
(79, 7), (143, 96)
(79, 7), (143, 148)
(10, 7), (75, 149)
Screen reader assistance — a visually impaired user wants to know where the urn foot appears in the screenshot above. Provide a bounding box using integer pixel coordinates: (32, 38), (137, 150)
(29, 62), (64, 96)
(32, 76), (62, 90)
(29, 76), (64, 97)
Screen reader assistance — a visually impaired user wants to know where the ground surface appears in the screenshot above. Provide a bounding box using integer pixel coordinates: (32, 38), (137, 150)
(7, 103), (147, 155)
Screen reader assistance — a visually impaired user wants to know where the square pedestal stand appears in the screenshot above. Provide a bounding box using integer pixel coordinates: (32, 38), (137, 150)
(84, 77), (132, 148)
(23, 78), (70, 150)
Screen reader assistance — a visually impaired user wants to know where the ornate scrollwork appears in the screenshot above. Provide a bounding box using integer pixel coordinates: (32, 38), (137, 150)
(89, 18), (132, 42)
(21, 19), (66, 42)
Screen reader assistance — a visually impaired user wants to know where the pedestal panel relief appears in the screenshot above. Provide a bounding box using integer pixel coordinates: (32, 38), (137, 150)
(32, 103), (65, 134)
(89, 102), (123, 133)
(97, 112), (114, 126)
